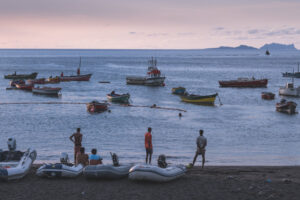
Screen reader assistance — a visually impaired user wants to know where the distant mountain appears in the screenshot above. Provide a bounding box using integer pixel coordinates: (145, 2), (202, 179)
(259, 43), (298, 51)
(206, 45), (257, 51)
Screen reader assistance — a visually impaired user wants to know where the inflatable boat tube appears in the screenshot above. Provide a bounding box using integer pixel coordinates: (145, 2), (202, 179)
(84, 164), (133, 179)
(36, 163), (83, 178)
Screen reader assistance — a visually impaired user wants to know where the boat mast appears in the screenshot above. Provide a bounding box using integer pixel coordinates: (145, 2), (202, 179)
(79, 57), (81, 69)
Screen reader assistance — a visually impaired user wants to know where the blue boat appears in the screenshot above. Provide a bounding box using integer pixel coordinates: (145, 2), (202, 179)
(172, 87), (186, 95)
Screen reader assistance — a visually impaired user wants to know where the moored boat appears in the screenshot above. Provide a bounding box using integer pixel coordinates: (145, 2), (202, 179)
(45, 76), (61, 84)
(276, 99), (297, 114)
(9, 79), (25, 87)
(107, 92), (130, 103)
(172, 87), (186, 95)
(126, 58), (165, 86)
(4, 72), (38, 80)
(15, 83), (34, 91)
(60, 73), (92, 82)
(219, 77), (268, 88)
(32, 87), (61, 96)
(26, 78), (45, 85)
(0, 138), (37, 181)
(279, 82), (300, 97)
(180, 93), (218, 105)
(86, 101), (108, 113)
(129, 164), (186, 182)
(282, 63), (300, 78)
(261, 92), (275, 100)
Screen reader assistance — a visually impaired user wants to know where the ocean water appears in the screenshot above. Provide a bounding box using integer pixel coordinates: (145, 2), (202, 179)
(0, 49), (299, 166)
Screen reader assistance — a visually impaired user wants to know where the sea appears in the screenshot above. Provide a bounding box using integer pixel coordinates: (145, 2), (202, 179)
(0, 49), (299, 166)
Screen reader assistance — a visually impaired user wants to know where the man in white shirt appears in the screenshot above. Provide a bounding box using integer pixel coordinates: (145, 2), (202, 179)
(192, 129), (207, 169)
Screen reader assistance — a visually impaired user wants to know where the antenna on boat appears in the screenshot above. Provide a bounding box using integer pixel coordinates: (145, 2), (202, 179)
(79, 57), (81, 69)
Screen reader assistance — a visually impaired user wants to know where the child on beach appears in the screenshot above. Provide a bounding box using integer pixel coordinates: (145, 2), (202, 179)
(89, 148), (103, 165)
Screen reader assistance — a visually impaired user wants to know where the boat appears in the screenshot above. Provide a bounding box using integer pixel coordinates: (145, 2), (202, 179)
(60, 57), (92, 82)
(26, 78), (45, 85)
(261, 92), (275, 100)
(129, 164), (186, 182)
(86, 101), (108, 113)
(45, 76), (61, 84)
(126, 57), (166, 86)
(279, 82), (300, 97)
(282, 63), (300, 78)
(15, 83), (34, 91)
(84, 153), (132, 179)
(265, 49), (270, 56)
(172, 87), (186, 95)
(276, 99), (297, 114)
(219, 77), (268, 87)
(0, 138), (37, 181)
(180, 93), (218, 105)
(32, 87), (61, 96)
(107, 92), (130, 103)
(9, 79), (25, 87)
(4, 72), (38, 80)
(36, 153), (83, 178)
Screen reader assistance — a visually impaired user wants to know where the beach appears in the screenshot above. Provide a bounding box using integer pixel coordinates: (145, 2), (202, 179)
(0, 165), (299, 200)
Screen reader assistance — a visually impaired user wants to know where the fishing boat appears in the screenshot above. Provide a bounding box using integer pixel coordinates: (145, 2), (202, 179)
(26, 78), (45, 85)
(15, 83), (34, 91)
(126, 57), (165, 86)
(276, 99), (297, 114)
(36, 153), (83, 178)
(45, 76), (61, 84)
(60, 57), (92, 82)
(86, 101), (108, 113)
(32, 87), (61, 96)
(261, 92), (275, 100)
(107, 92), (130, 103)
(9, 79), (25, 88)
(282, 63), (300, 78)
(129, 164), (186, 182)
(279, 82), (300, 97)
(172, 87), (186, 95)
(84, 153), (133, 179)
(4, 72), (38, 80)
(219, 77), (268, 88)
(180, 93), (218, 105)
(0, 138), (37, 181)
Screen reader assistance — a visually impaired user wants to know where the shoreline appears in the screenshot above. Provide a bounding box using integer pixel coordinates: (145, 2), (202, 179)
(1, 165), (299, 200)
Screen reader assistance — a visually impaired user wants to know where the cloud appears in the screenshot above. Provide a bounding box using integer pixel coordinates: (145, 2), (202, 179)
(129, 32), (136, 35)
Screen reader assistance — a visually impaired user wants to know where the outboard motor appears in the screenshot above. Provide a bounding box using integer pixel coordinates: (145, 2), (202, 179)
(158, 154), (167, 168)
(60, 152), (69, 164)
(111, 152), (119, 166)
(7, 138), (16, 151)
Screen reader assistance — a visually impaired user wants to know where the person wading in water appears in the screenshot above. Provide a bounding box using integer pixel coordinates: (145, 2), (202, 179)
(145, 127), (153, 164)
(69, 128), (83, 163)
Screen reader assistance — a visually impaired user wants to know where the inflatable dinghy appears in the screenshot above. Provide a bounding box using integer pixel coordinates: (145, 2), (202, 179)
(0, 138), (37, 181)
(36, 153), (83, 178)
(84, 152), (133, 179)
(129, 164), (186, 182)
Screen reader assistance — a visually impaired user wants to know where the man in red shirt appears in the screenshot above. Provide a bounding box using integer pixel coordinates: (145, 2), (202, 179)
(145, 127), (153, 164)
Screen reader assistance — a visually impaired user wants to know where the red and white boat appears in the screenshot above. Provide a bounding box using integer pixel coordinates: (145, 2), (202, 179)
(219, 77), (268, 88)
(276, 99), (297, 114)
(26, 78), (45, 85)
(32, 87), (61, 96)
(86, 101), (108, 113)
(15, 83), (34, 91)
(60, 57), (92, 82)
(261, 92), (275, 100)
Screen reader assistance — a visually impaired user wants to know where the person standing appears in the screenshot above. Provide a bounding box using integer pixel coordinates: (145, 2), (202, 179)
(145, 127), (153, 164)
(69, 128), (83, 163)
(192, 129), (207, 169)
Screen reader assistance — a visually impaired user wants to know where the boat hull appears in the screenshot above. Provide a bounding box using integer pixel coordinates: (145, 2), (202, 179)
(86, 102), (108, 113)
(276, 101), (297, 114)
(36, 163), (83, 178)
(84, 164), (133, 179)
(4, 72), (38, 80)
(107, 93), (130, 103)
(181, 93), (217, 105)
(15, 84), (34, 91)
(126, 76), (165, 86)
(60, 74), (92, 82)
(282, 72), (300, 78)
(279, 87), (300, 97)
(219, 79), (268, 87)
(32, 87), (61, 96)
(172, 87), (186, 95)
(261, 92), (275, 100)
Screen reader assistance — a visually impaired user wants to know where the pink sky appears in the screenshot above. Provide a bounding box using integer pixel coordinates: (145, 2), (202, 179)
(1, 0), (300, 49)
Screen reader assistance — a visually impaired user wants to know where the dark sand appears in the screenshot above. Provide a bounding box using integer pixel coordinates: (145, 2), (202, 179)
(0, 165), (299, 200)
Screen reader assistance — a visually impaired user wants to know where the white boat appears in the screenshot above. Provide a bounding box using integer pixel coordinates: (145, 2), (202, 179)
(36, 163), (83, 178)
(279, 82), (300, 97)
(32, 87), (61, 96)
(129, 164), (186, 182)
(36, 153), (83, 178)
(126, 57), (165, 86)
(0, 138), (37, 181)
(84, 164), (133, 179)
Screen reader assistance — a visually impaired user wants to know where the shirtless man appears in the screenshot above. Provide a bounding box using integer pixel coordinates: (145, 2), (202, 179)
(69, 128), (83, 163)
(192, 129), (207, 169)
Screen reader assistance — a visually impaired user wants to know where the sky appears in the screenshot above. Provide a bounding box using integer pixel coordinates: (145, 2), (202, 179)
(0, 0), (300, 49)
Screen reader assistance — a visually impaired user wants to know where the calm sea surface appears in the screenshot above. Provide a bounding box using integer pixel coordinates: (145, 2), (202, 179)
(0, 49), (299, 165)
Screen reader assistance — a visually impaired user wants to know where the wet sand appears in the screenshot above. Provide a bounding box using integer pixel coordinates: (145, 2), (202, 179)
(0, 165), (299, 200)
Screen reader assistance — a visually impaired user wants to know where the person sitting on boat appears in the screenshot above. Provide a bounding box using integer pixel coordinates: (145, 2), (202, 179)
(76, 147), (89, 166)
(77, 68), (80, 75)
(89, 148), (102, 165)
(192, 129), (207, 169)
(111, 90), (115, 96)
